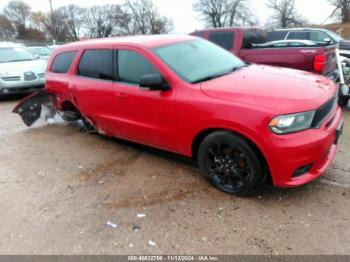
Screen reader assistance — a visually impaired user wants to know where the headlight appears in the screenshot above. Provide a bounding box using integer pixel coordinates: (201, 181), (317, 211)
(269, 111), (315, 134)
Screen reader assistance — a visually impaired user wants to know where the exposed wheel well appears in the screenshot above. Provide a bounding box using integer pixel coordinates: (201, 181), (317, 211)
(61, 100), (79, 112)
(59, 100), (82, 121)
(192, 128), (271, 183)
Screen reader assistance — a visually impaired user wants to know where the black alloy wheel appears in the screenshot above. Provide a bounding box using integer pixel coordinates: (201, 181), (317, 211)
(198, 131), (264, 197)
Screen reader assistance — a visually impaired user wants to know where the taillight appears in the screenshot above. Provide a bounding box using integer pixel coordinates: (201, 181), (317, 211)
(314, 54), (326, 74)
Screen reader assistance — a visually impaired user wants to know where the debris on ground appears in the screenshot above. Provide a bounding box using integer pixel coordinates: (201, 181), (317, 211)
(133, 224), (141, 232)
(137, 213), (146, 218)
(106, 221), (117, 228)
(148, 240), (156, 246)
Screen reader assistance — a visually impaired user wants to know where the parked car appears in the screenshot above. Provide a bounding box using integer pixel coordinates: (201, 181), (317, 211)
(190, 27), (338, 79)
(27, 46), (52, 61)
(0, 43), (46, 97)
(266, 28), (350, 58)
(14, 35), (344, 196)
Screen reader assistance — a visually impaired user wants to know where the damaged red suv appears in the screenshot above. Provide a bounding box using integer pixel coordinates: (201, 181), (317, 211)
(14, 35), (344, 196)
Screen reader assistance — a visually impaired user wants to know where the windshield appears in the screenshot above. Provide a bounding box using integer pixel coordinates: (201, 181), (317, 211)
(152, 39), (246, 83)
(0, 47), (35, 63)
(323, 29), (343, 42)
(28, 47), (51, 56)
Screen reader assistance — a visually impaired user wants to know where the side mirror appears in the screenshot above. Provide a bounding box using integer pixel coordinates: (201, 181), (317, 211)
(324, 38), (332, 43)
(139, 73), (169, 91)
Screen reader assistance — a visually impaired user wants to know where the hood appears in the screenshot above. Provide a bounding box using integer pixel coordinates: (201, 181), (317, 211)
(0, 60), (47, 76)
(200, 64), (337, 114)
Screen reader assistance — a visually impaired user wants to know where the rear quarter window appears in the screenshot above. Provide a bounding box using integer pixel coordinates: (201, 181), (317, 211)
(51, 51), (77, 73)
(208, 32), (235, 50)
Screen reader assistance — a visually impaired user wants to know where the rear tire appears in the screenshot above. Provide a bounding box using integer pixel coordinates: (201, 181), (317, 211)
(197, 131), (263, 197)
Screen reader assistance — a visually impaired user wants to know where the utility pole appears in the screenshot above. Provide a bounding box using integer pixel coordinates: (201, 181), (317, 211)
(49, 0), (56, 44)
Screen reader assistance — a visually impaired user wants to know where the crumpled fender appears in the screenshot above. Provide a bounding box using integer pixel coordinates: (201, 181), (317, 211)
(12, 90), (56, 127)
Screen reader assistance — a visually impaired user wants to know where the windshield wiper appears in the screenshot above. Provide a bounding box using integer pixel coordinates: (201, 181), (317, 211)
(191, 65), (248, 84)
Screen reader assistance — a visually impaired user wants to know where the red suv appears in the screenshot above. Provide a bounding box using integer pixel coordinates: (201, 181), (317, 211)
(15, 35), (344, 196)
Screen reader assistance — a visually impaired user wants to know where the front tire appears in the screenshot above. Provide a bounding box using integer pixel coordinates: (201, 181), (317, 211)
(197, 131), (263, 197)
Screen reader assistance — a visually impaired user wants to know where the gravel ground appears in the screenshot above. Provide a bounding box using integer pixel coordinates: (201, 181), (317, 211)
(0, 97), (349, 255)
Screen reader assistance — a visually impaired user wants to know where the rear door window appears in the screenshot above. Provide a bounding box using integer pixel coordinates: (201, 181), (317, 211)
(287, 31), (310, 40)
(77, 50), (113, 81)
(51, 51), (77, 73)
(243, 30), (267, 48)
(208, 32), (235, 50)
(266, 31), (288, 42)
(117, 50), (159, 85)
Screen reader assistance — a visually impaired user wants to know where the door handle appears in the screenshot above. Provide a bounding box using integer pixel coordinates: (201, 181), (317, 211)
(115, 92), (128, 99)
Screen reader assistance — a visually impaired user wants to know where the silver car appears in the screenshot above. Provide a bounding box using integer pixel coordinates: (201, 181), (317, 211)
(27, 46), (52, 61)
(0, 44), (46, 96)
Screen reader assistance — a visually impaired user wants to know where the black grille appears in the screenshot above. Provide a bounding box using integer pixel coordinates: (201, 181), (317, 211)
(1, 76), (21, 81)
(311, 97), (336, 128)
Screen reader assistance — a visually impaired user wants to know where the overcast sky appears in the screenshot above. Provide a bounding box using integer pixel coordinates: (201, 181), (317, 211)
(0, 0), (335, 33)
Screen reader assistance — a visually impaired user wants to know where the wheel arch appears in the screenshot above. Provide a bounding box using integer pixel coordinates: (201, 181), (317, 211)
(191, 127), (272, 183)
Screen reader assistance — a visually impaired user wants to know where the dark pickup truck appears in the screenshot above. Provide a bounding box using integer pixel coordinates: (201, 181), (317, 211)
(191, 27), (338, 79)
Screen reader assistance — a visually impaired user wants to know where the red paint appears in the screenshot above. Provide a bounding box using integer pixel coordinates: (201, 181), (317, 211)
(45, 35), (343, 188)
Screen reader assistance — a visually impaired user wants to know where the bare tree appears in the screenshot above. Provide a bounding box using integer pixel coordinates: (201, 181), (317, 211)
(194, 0), (227, 27)
(0, 15), (15, 40)
(122, 0), (173, 35)
(266, 0), (306, 28)
(31, 9), (75, 42)
(328, 0), (350, 23)
(84, 5), (119, 38)
(3, 0), (31, 28)
(193, 0), (256, 28)
(56, 5), (85, 41)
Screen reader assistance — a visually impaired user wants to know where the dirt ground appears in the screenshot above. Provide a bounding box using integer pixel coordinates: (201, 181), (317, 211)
(0, 97), (349, 255)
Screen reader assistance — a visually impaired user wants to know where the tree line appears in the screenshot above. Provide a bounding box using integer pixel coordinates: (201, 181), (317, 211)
(194, 0), (350, 29)
(0, 0), (174, 42)
(0, 0), (349, 42)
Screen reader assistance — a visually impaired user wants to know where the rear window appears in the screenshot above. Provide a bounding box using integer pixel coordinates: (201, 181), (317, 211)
(243, 30), (267, 48)
(51, 51), (77, 73)
(208, 32), (234, 50)
(266, 31), (288, 42)
(77, 50), (113, 81)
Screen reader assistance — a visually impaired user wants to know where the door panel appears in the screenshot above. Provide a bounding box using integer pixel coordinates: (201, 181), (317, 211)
(69, 48), (124, 136)
(112, 48), (178, 152)
(70, 76), (122, 136)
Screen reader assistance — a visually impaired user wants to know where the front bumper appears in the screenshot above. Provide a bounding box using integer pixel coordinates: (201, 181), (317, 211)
(0, 78), (45, 95)
(267, 106), (343, 187)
